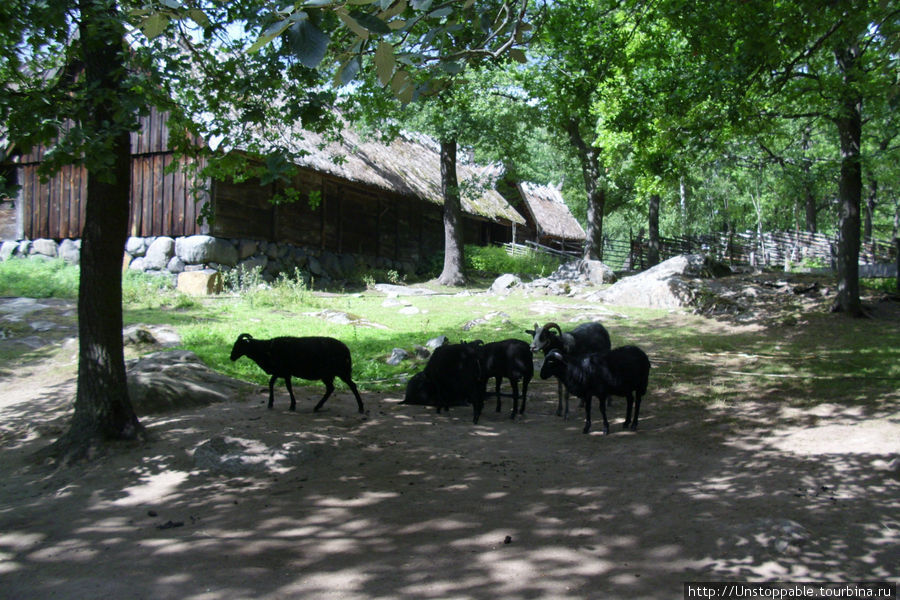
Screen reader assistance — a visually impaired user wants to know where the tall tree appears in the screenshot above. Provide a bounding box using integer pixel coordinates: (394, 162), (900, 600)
(1, 0), (533, 459)
(661, 0), (898, 315)
(524, 0), (634, 260)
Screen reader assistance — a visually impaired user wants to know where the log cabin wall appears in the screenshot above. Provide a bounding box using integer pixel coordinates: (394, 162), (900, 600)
(15, 107), (209, 240)
(209, 167), (450, 264)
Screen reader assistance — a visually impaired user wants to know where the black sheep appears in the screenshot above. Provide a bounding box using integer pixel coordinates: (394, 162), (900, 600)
(540, 345), (650, 434)
(526, 321), (612, 418)
(420, 341), (485, 424)
(230, 333), (364, 413)
(477, 339), (534, 418)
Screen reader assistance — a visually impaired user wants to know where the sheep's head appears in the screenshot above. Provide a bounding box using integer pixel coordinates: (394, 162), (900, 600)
(527, 322), (562, 354)
(230, 333), (253, 361)
(539, 350), (565, 380)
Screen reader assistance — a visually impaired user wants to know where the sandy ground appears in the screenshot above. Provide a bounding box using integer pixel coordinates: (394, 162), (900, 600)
(0, 293), (898, 600)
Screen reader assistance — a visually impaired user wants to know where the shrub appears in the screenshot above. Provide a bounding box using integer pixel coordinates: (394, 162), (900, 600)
(465, 244), (561, 277)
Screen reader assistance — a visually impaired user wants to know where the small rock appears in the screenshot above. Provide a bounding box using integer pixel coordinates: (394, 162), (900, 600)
(491, 273), (521, 294)
(425, 335), (448, 350)
(387, 348), (410, 365)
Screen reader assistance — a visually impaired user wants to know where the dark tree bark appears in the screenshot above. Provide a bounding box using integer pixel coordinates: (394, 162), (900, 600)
(647, 193), (660, 267)
(864, 178), (876, 243)
(437, 138), (467, 286)
(566, 119), (604, 261)
(805, 189), (819, 234)
(831, 41), (864, 317)
(51, 0), (143, 460)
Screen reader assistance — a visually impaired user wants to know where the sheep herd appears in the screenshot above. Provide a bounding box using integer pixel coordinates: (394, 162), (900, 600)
(229, 321), (651, 435)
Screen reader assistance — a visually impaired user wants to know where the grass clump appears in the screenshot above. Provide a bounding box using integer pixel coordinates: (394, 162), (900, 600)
(0, 258), (79, 298)
(465, 244), (562, 278)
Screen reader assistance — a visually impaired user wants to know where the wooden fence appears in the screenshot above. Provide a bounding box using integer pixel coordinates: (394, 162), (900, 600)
(507, 230), (898, 276)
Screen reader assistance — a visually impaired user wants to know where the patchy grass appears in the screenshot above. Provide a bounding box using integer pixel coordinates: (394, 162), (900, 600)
(0, 258), (79, 298)
(3, 258), (898, 414)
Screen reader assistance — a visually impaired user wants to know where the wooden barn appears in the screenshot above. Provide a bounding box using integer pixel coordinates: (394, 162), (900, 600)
(512, 182), (586, 254)
(2, 108), (526, 267)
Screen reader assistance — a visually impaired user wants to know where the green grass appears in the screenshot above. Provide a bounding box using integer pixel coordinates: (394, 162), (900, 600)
(464, 244), (562, 278)
(0, 258), (80, 298)
(3, 257), (898, 411)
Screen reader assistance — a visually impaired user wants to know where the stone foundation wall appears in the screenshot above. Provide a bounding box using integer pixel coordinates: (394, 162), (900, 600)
(0, 235), (421, 288)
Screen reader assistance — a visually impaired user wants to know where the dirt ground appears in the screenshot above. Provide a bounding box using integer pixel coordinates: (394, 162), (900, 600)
(0, 283), (898, 600)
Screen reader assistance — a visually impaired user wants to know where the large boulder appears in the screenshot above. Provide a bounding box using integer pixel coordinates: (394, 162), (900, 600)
(126, 350), (254, 415)
(31, 238), (58, 258)
(177, 269), (224, 295)
(1, 240), (19, 261)
(176, 235), (238, 266)
(579, 259), (617, 284)
(590, 254), (731, 310)
(58, 239), (81, 264)
(491, 273), (521, 294)
(143, 236), (175, 270)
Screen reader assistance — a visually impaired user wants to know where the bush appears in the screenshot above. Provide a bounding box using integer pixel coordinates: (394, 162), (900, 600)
(465, 244), (561, 277)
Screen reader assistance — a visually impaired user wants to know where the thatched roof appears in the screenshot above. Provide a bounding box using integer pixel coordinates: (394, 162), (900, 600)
(283, 125), (525, 225)
(517, 182), (586, 241)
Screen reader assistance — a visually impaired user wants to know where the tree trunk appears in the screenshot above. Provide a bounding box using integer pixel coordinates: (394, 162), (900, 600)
(805, 189), (818, 234)
(831, 42), (864, 317)
(437, 138), (467, 286)
(864, 178), (876, 243)
(566, 119), (604, 260)
(647, 193), (660, 267)
(51, 0), (143, 460)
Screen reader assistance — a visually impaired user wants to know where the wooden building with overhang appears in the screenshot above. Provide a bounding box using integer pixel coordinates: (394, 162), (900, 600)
(512, 181), (586, 254)
(2, 108), (526, 268)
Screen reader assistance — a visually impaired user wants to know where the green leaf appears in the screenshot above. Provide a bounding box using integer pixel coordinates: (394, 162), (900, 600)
(337, 11), (369, 39)
(287, 19), (331, 68)
(375, 41), (396, 87)
(141, 13), (169, 39)
(391, 69), (414, 104)
(440, 60), (464, 74)
(380, 0), (407, 19)
(187, 9), (209, 28)
(336, 56), (361, 86)
(509, 48), (527, 64)
(248, 19), (292, 53)
(351, 11), (392, 35)
(428, 7), (453, 19)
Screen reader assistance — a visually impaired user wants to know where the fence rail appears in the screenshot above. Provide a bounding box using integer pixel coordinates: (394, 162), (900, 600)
(506, 231), (898, 277)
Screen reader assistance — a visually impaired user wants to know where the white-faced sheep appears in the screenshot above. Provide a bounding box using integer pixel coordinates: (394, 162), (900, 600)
(525, 321), (612, 418)
(539, 345), (650, 434)
(230, 333), (364, 413)
(477, 339), (534, 419)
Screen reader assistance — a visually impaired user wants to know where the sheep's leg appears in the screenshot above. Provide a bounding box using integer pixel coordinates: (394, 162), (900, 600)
(509, 378), (519, 419)
(582, 394), (592, 434)
(555, 380), (564, 417)
(624, 393), (633, 430)
(495, 377), (503, 412)
(519, 376), (529, 415)
(314, 377), (335, 412)
(267, 375), (279, 409)
(472, 386), (484, 424)
(597, 396), (610, 435)
(630, 392), (641, 431)
(284, 377), (298, 411)
(341, 377), (365, 414)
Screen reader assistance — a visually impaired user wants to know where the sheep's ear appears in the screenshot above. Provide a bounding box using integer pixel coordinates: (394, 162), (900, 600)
(525, 328), (535, 336)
